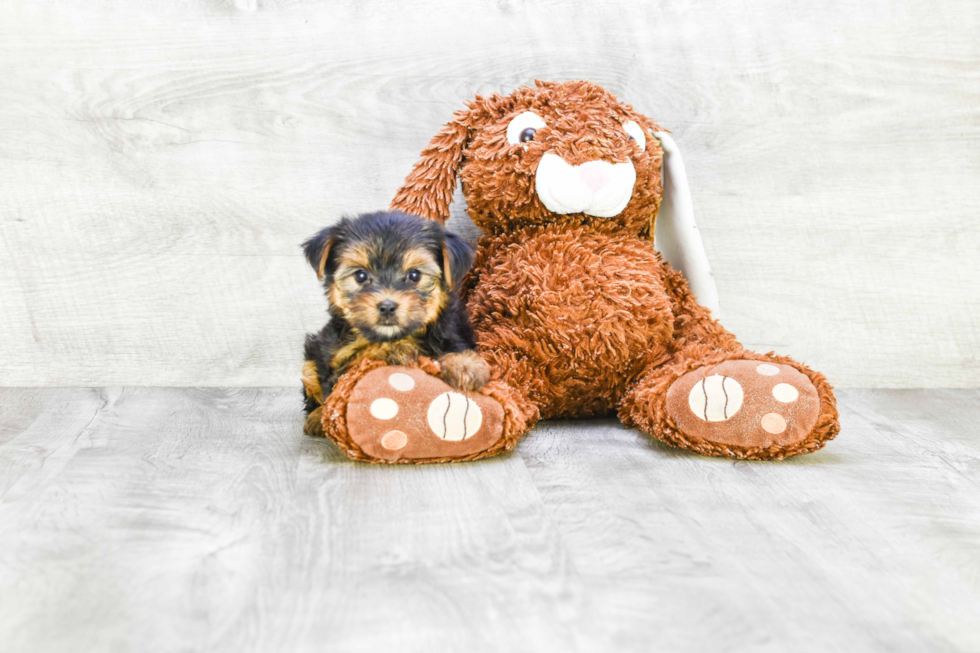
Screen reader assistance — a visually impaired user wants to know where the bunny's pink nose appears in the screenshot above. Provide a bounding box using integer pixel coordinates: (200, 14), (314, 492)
(577, 160), (614, 192)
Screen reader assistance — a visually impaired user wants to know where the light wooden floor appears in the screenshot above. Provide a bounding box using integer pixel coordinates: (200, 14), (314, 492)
(1, 388), (978, 652)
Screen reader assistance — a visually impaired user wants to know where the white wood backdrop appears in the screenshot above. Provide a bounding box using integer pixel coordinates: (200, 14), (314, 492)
(0, 0), (977, 388)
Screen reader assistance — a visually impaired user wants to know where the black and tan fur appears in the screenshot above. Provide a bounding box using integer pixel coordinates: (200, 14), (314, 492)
(301, 211), (488, 434)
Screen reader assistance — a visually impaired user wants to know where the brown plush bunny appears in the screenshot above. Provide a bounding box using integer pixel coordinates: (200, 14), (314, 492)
(309, 80), (839, 463)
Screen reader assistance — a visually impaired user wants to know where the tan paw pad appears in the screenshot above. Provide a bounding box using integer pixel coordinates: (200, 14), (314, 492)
(369, 398), (399, 420)
(772, 383), (799, 403)
(380, 430), (408, 450)
(688, 374), (744, 422)
(388, 372), (415, 392)
(346, 367), (505, 462)
(667, 359), (821, 449)
(427, 392), (483, 441)
(760, 413), (787, 434)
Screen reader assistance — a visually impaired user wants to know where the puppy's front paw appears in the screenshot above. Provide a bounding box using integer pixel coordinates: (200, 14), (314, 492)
(439, 351), (490, 392)
(304, 406), (325, 437)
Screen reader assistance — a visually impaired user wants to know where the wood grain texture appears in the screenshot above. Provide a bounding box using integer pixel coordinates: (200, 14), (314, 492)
(1, 388), (978, 652)
(0, 0), (978, 387)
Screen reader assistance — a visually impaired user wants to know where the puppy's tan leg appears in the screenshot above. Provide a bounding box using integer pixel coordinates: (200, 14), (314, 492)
(304, 406), (325, 437)
(301, 360), (324, 404)
(438, 351), (490, 392)
(302, 360), (327, 437)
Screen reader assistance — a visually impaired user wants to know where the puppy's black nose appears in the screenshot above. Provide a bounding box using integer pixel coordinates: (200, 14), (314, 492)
(377, 300), (398, 317)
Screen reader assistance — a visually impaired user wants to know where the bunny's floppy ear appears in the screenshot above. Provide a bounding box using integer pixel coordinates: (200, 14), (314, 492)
(302, 224), (344, 281)
(390, 106), (475, 224)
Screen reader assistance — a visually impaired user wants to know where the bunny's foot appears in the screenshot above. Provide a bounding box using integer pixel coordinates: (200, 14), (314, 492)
(621, 353), (839, 460)
(315, 357), (530, 463)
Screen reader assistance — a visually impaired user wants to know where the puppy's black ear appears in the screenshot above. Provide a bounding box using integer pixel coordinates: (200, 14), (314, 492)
(440, 231), (474, 289)
(302, 226), (341, 281)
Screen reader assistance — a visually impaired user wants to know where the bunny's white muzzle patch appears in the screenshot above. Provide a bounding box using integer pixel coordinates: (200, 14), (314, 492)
(534, 153), (636, 218)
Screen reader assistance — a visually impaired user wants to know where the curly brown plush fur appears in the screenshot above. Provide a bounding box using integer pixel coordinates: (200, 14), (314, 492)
(391, 81), (664, 238)
(378, 80), (839, 460)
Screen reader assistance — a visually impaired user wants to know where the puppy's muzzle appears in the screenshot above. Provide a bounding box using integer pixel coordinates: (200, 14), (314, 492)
(377, 299), (399, 324)
(534, 153), (636, 218)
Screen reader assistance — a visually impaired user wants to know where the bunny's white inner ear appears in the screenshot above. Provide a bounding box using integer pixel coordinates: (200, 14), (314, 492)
(653, 132), (721, 317)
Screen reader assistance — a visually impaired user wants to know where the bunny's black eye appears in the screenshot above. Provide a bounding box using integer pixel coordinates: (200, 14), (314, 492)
(623, 120), (647, 150)
(354, 270), (369, 284)
(407, 269), (421, 283)
(506, 112), (547, 145)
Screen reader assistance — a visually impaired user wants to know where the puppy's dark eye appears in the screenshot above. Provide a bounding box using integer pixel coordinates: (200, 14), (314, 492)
(407, 269), (421, 283)
(519, 127), (536, 143)
(354, 269), (369, 284)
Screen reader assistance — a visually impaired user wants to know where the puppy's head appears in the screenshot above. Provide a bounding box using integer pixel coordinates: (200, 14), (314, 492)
(390, 80), (664, 238)
(303, 211), (473, 342)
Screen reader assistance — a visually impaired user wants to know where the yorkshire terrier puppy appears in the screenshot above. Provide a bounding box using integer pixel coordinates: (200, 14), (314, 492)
(301, 210), (490, 435)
